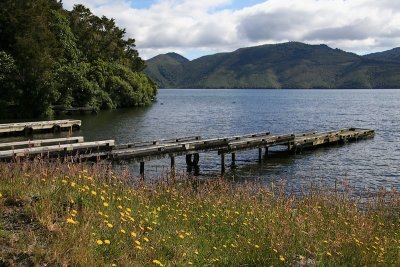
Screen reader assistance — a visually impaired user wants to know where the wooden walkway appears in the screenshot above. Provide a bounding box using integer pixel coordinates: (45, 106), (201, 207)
(0, 128), (375, 176)
(0, 119), (81, 136)
(111, 128), (374, 175)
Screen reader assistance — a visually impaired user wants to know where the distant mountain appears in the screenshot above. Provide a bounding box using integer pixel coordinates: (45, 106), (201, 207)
(363, 47), (400, 63)
(144, 42), (400, 89)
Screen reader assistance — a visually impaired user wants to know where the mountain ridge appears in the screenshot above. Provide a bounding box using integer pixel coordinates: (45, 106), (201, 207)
(144, 42), (400, 89)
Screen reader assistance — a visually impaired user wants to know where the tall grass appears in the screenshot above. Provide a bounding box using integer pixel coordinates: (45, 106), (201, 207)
(0, 160), (399, 266)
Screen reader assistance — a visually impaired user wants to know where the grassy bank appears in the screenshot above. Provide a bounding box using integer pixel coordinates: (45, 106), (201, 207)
(0, 161), (399, 266)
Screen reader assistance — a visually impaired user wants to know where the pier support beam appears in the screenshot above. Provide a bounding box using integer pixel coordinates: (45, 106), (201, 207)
(185, 153), (200, 167)
(265, 146), (269, 156)
(171, 156), (175, 169)
(140, 162), (145, 179)
(231, 153), (236, 166)
(221, 153), (225, 174)
(258, 147), (262, 162)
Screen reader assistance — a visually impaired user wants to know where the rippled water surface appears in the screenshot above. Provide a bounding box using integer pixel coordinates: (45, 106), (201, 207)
(36, 90), (400, 190)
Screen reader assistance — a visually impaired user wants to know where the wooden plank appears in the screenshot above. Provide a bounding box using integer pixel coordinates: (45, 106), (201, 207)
(0, 119), (81, 134)
(0, 140), (114, 159)
(114, 136), (201, 149)
(0, 137), (84, 150)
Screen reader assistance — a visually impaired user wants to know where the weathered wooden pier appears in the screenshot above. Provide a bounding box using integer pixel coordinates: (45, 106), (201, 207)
(0, 126), (375, 177)
(0, 119), (81, 136)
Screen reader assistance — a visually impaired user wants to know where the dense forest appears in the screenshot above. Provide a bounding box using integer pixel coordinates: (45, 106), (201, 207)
(0, 0), (157, 118)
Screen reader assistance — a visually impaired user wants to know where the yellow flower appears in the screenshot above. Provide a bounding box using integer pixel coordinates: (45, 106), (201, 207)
(143, 237), (149, 242)
(70, 182), (76, 187)
(0, 193), (2, 198)
(104, 240), (111, 245)
(254, 245), (260, 248)
(120, 229), (126, 234)
(107, 223), (113, 228)
(91, 191), (97, 196)
(131, 232), (137, 237)
(279, 255), (285, 262)
(135, 240), (141, 245)
(188, 262), (193, 265)
(152, 259), (164, 266)
(326, 252), (332, 256)
(66, 218), (78, 224)
(96, 240), (103, 245)
(117, 205), (123, 209)
(179, 234), (185, 239)
(103, 202), (109, 207)
(111, 264), (117, 267)
(136, 245), (143, 250)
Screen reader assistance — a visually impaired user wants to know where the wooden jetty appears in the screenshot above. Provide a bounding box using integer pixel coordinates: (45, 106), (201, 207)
(0, 128), (374, 176)
(0, 137), (84, 150)
(111, 128), (374, 176)
(0, 119), (81, 136)
(0, 139), (114, 160)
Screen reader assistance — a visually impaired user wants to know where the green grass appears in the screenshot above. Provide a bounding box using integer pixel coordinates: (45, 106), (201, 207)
(0, 160), (399, 266)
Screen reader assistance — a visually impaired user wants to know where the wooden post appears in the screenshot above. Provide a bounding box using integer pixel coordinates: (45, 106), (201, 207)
(140, 162), (145, 179)
(231, 153), (236, 166)
(258, 147), (262, 162)
(265, 146), (269, 156)
(170, 156), (175, 169)
(221, 153), (225, 174)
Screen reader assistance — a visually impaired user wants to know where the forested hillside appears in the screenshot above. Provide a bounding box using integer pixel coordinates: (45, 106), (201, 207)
(0, 0), (157, 118)
(145, 42), (400, 89)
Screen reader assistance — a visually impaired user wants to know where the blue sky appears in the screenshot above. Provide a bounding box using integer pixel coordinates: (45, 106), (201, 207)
(129, 0), (265, 10)
(63, 0), (400, 60)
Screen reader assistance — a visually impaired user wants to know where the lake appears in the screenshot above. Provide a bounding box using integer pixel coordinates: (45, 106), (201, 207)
(52, 89), (400, 191)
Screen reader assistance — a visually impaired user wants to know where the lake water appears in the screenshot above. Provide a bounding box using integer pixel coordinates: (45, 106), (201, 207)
(19, 89), (400, 191)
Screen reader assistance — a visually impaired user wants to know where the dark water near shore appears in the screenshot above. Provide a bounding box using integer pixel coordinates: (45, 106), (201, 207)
(8, 89), (400, 191)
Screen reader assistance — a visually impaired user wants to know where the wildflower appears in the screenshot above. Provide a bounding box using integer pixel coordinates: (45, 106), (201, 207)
(326, 252), (332, 256)
(135, 240), (141, 245)
(70, 182), (76, 187)
(96, 240), (103, 245)
(66, 218), (78, 224)
(107, 223), (113, 228)
(103, 202), (109, 207)
(143, 237), (149, 242)
(179, 234), (185, 239)
(279, 255), (285, 262)
(91, 191), (97, 196)
(188, 262), (193, 265)
(111, 264), (117, 267)
(104, 240), (111, 245)
(136, 245), (143, 250)
(0, 193), (2, 198)
(152, 260), (164, 266)
(120, 229), (126, 234)
(117, 205), (123, 209)
(131, 232), (137, 237)
(255, 245), (260, 248)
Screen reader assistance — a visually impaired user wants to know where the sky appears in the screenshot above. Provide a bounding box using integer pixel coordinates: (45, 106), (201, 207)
(62, 0), (400, 60)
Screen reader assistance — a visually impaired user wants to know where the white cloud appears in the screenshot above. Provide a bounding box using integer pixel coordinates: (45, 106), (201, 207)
(62, 0), (400, 59)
